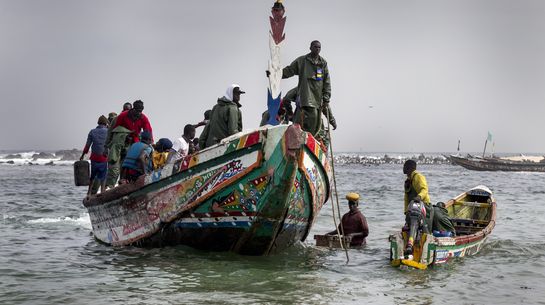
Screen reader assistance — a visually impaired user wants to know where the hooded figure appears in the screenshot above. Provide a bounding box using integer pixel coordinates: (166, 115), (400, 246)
(199, 84), (245, 149)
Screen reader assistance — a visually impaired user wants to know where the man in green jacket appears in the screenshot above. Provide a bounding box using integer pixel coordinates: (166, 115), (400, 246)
(199, 84), (245, 149)
(281, 40), (334, 137)
(105, 125), (133, 188)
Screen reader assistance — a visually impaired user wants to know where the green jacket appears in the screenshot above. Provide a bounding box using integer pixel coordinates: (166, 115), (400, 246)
(107, 126), (132, 163)
(282, 53), (331, 108)
(199, 97), (242, 148)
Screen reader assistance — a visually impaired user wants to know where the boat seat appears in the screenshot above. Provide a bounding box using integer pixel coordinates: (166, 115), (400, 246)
(453, 201), (491, 208)
(450, 218), (489, 226)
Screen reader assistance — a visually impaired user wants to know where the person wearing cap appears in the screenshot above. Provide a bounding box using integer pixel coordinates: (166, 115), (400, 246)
(269, 40), (334, 139)
(80, 115), (110, 195)
(327, 192), (369, 247)
(111, 100), (153, 144)
(199, 84), (245, 149)
(120, 131), (154, 183)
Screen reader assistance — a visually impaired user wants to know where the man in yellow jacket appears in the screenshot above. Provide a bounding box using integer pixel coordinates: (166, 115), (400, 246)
(403, 159), (430, 212)
(403, 159), (433, 231)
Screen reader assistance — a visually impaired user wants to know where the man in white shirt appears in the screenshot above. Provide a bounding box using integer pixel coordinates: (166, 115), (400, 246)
(172, 124), (196, 160)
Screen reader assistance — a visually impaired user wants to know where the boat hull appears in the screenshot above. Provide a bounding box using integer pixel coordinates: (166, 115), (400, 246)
(450, 155), (545, 172)
(83, 125), (331, 255)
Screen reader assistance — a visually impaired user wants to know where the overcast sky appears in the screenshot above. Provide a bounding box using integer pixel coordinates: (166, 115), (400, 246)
(1, 0), (544, 153)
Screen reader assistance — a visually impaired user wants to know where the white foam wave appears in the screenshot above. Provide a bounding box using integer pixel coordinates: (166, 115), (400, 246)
(28, 213), (92, 229)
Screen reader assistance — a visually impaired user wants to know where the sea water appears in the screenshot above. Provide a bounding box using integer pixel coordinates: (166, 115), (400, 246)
(1, 159), (544, 304)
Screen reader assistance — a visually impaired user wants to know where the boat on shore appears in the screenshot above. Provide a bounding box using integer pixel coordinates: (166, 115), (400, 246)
(83, 125), (331, 255)
(389, 186), (496, 269)
(449, 154), (545, 172)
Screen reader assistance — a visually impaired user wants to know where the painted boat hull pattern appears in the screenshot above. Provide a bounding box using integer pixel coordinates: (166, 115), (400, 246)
(83, 125), (331, 255)
(389, 186), (496, 269)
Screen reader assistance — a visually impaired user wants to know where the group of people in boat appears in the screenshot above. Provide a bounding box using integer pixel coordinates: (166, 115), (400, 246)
(80, 100), (207, 195)
(328, 159), (456, 249)
(80, 40), (337, 196)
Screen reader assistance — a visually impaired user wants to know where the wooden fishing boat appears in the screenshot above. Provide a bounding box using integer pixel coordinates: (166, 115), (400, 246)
(389, 186), (496, 269)
(83, 124), (331, 255)
(449, 154), (545, 172)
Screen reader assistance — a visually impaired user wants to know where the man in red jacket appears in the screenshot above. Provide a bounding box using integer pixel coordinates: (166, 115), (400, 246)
(111, 100), (153, 143)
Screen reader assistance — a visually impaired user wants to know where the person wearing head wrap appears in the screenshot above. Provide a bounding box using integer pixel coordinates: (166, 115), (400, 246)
(120, 131), (154, 183)
(327, 192), (369, 247)
(199, 84), (245, 149)
(80, 115), (110, 195)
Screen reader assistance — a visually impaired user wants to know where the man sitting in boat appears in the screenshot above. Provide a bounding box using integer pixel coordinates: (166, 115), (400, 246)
(199, 84), (245, 149)
(151, 138), (173, 170)
(172, 124), (196, 161)
(120, 131), (154, 183)
(327, 193), (369, 247)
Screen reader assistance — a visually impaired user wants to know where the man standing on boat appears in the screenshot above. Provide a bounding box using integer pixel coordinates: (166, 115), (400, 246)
(274, 40), (335, 140)
(199, 84), (245, 149)
(403, 160), (433, 230)
(110, 100), (153, 144)
(327, 193), (369, 247)
(80, 115), (110, 195)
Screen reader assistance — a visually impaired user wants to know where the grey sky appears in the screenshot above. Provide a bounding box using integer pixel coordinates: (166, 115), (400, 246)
(1, 0), (544, 153)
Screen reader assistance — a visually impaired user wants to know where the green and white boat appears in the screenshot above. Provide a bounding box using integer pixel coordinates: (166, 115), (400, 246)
(84, 124), (331, 255)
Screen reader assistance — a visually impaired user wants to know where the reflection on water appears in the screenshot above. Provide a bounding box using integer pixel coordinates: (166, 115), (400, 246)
(1, 163), (545, 304)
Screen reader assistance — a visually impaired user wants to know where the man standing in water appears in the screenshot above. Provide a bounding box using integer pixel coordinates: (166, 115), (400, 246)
(274, 40), (335, 139)
(327, 193), (369, 247)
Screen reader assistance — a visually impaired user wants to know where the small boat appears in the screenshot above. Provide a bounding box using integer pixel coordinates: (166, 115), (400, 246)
(389, 186), (496, 269)
(449, 154), (545, 172)
(83, 124), (331, 255)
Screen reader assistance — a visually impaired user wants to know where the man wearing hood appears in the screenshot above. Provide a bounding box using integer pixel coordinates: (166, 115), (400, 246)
(199, 84), (245, 149)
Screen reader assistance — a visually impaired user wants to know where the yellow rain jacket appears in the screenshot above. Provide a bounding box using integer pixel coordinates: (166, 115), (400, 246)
(404, 171), (430, 213)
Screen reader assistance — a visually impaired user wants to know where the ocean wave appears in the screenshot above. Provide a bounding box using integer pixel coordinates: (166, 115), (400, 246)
(27, 214), (92, 229)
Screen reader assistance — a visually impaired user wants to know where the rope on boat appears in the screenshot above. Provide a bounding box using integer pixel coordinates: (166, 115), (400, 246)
(325, 110), (350, 264)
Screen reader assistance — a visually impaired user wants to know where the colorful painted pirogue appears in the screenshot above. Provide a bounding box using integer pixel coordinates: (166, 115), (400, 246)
(83, 124), (331, 255)
(389, 186), (496, 269)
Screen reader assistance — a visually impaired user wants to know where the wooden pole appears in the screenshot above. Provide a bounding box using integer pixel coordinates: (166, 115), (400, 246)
(325, 110), (350, 264)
